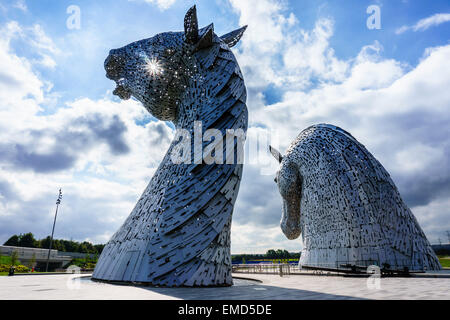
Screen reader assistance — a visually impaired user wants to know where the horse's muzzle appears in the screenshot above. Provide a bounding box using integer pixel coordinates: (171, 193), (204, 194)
(105, 51), (125, 81)
(105, 51), (131, 100)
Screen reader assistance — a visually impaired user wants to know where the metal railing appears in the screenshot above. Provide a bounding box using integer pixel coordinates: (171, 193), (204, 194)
(232, 258), (430, 276)
(232, 263), (299, 276)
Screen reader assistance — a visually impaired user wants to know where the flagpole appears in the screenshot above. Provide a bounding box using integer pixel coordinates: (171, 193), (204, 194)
(45, 189), (62, 273)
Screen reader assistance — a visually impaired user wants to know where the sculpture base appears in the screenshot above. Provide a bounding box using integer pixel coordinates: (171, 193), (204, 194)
(91, 277), (233, 288)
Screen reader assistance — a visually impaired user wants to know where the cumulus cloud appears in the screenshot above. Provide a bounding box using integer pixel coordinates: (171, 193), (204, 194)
(0, 114), (131, 173)
(396, 13), (450, 34)
(231, 223), (301, 254)
(230, 0), (349, 100)
(12, 0), (27, 12)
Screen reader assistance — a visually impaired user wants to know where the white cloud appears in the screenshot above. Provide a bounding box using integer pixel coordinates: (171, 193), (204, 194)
(0, 21), (59, 73)
(12, 0), (27, 12)
(230, 0), (350, 106)
(231, 223), (302, 254)
(129, 0), (177, 10)
(0, 23), (44, 115)
(396, 13), (450, 34)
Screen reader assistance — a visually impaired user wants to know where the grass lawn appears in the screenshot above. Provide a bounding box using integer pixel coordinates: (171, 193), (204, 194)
(438, 256), (450, 268)
(0, 271), (72, 276)
(0, 255), (12, 265)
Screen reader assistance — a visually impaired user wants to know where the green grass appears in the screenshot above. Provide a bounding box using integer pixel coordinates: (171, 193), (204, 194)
(0, 255), (12, 265)
(0, 271), (69, 276)
(438, 256), (450, 268)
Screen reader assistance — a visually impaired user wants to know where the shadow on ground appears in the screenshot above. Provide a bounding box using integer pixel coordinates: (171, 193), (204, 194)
(91, 277), (364, 300)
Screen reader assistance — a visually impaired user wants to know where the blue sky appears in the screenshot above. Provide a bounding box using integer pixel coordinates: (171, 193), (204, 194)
(0, 0), (449, 253)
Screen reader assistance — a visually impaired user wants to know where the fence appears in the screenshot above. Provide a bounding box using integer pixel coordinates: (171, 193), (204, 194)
(232, 260), (421, 276)
(232, 263), (299, 276)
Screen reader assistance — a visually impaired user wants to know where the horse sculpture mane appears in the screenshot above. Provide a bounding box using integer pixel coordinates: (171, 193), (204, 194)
(93, 6), (248, 286)
(271, 124), (441, 272)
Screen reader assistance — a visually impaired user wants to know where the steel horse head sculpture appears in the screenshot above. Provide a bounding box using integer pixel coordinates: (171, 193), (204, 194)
(93, 6), (248, 286)
(270, 124), (441, 272)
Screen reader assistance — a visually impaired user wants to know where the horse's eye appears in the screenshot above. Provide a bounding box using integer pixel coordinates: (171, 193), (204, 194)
(274, 177), (278, 183)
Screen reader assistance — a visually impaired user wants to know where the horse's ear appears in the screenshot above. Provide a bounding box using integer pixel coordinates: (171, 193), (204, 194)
(220, 25), (247, 48)
(269, 145), (283, 163)
(184, 5), (199, 44)
(196, 23), (214, 50)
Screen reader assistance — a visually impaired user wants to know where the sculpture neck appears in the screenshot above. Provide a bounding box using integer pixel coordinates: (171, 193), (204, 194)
(174, 74), (210, 130)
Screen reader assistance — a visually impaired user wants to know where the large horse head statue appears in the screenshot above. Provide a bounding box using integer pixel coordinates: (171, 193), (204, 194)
(93, 6), (248, 287)
(270, 124), (441, 272)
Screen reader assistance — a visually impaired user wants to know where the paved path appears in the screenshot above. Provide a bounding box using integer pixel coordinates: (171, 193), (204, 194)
(234, 273), (450, 300)
(0, 272), (449, 300)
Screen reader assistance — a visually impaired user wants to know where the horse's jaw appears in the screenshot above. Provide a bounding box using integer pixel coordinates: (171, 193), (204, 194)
(278, 161), (302, 240)
(281, 198), (302, 240)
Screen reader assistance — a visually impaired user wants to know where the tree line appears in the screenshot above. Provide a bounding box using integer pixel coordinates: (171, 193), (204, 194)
(232, 249), (300, 263)
(3, 233), (301, 260)
(3, 233), (105, 255)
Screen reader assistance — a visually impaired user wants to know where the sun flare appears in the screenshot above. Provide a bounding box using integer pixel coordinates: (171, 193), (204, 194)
(144, 57), (163, 76)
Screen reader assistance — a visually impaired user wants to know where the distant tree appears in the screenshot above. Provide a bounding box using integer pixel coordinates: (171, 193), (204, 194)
(18, 233), (38, 248)
(94, 244), (105, 254)
(78, 243), (88, 253)
(54, 240), (65, 252)
(72, 242), (80, 252)
(62, 240), (75, 252)
(275, 249), (284, 258)
(231, 250), (301, 263)
(290, 251), (301, 259)
(3, 233), (107, 255)
(39, 236), (52, 249)
(65, 240), (79, 253)
(81, 241), (95, 254)
(266, 250), (277, 259)
(4, 235), (19, 247)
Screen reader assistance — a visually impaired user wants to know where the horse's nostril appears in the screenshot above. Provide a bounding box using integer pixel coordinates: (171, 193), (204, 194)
(105, 54), (125, 80)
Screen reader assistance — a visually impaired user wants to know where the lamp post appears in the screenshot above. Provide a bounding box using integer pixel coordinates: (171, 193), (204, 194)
(45, 189), (62, 273)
